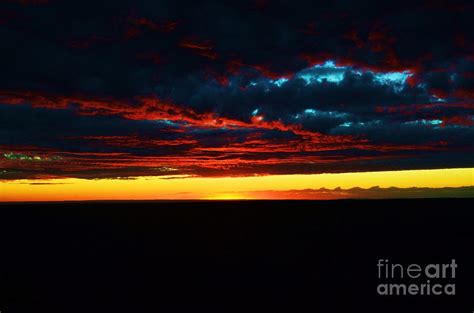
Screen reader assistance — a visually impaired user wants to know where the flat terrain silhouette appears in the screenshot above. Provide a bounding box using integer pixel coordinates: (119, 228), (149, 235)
(0, 199), (473, 312)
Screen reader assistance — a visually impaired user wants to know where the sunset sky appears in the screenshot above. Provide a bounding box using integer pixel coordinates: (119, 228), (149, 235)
(0, 168), (473, 201)
(1, 0), (473, 200)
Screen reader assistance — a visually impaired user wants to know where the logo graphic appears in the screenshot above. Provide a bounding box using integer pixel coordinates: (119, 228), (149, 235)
(377, 259), (457, 296)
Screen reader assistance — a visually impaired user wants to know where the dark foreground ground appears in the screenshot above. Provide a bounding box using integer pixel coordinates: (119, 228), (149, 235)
(0, 199), (473, 312)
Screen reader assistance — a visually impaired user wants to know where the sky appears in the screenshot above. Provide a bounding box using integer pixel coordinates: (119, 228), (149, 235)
(0, 0), (473, 200)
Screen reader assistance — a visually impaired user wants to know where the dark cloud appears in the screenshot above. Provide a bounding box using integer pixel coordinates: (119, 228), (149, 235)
(0, 0), (473, 179)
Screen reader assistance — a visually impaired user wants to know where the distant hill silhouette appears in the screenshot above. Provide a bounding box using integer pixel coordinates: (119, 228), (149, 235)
(244, 186), (474, 199)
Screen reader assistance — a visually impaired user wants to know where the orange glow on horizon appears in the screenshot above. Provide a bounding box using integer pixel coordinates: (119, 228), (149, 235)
(204, 193), (250, 200)
(0, 168), (473, 201)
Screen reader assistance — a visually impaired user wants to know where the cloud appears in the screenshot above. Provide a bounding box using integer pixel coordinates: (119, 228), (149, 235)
(0, 0), (473, 180)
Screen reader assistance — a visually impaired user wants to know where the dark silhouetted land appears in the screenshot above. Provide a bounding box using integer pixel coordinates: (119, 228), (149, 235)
(0, 199), (473, 312)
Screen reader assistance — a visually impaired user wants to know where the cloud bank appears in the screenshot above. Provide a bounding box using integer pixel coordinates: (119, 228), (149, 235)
(1, 0), (473, 179)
